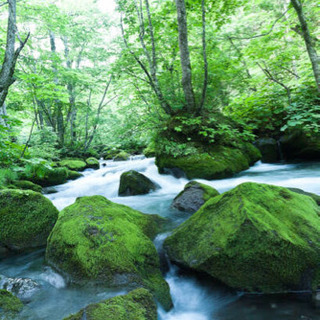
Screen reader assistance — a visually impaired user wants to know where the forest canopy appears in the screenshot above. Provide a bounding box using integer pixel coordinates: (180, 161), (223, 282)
(0, 0), (319, 172)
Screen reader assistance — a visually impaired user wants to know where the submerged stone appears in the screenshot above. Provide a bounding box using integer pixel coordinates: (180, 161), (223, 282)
(46, 195), (172, 310)
(63, 288), (157, 320)
(172, 181), (219, 213)
(0, 189), (59, 255)
(164, 182), (320, 293)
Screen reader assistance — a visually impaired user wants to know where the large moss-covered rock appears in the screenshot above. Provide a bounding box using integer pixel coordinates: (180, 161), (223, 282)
(164, 182), (320, 293)
(156, 144), (261, 180)
(12, 180), (42, 193)
(118, 171), (158, 196)
(46, 196), (172, 310)
(172, 181), (219, 213)
(59, 159), (87, 171)
(85, 157), (100, 169)
(29, 167), (69, 187)
(0, 189), (58, 254)
(64, 288), (157, 320)
(0, 289), (23, 316)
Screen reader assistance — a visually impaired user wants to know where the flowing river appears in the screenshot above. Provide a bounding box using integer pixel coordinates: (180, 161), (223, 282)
(1, 157), (320, 319)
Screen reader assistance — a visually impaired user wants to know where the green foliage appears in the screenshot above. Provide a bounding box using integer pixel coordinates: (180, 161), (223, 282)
(281, 88), (320, 135)
(0, 169), (18, 187)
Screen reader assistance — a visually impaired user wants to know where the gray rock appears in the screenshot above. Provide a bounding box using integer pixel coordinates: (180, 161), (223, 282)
(255, 138), (280, 163)
(0, 275), (40, 300)
(172, 181), (219, 213)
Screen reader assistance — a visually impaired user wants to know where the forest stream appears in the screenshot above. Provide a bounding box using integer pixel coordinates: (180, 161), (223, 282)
(1, 157), (320, 320)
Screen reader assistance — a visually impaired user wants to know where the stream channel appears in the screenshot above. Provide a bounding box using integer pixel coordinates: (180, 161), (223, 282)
(1, 157), (320, 320)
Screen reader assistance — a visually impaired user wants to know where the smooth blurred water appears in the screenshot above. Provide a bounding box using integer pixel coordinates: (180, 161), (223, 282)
(1, 157), (320, 319)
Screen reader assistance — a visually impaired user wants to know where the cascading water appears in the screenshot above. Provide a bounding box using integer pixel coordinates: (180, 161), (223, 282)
(1, 157), (320, 319)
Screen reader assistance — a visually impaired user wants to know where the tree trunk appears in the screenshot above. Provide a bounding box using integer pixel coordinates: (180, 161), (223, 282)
(0, 0), (29, 122)
(175, 0), (196, 113)
(290, 0), (320, 93)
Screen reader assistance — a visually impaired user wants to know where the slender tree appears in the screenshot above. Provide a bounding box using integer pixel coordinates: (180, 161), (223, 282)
(290, 0), (320, 93)
(0, 0), (29, 126)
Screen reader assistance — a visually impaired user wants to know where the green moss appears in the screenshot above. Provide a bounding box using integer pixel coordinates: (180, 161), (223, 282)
(0, 290), (23, 314)
(165, 182), (320, 293)
(118, 171), (157, 196)
(114, 151), (130, 161)
(157, 145), (252, 180)
(27, 167), (69, 187)
(288, 188), (320, 206)
(85, 157), (100, 169)
(46, 196), (172, 310)
(12, 180), (42, 193)
(59, 159), (87, 171)
(67, 170), (84, 180)
(143, 147), (156, 158)
(0, 189), (59, 253)
(64, 288), (157, 320)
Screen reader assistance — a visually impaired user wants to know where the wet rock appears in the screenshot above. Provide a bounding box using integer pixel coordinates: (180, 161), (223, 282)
(165, 182), (320, 293)
(118, 170), (158, 196)
(0, 275), (40, 300)
(172, 181), (219, 213)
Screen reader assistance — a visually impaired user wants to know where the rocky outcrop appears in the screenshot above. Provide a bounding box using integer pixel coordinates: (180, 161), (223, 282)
(172, 181), (219, 213)
(118, 171), (158, 196)
(0, 289), (23, 316)
(46, 196), (172, 311)
(164, 182), (320, 293)
(0, 189), (59, 256)
(59, 159), (87, 171)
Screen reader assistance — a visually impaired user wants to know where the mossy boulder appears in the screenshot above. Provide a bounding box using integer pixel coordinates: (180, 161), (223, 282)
(63, 288), (157, 320)
(29, 167), (69, 187)
(0, 289), (23, 315)
(156, 143), (261, 180)
(85, 157), (100, 169)
(288, 188), (320, 205)
(114, 151), (130, 161)
(172, 181), (219, 213)
(46, 196), (172, 310)
(11, 180), (42, 193)
(59, 159), (87, 171)
(164, 182), (320, 293)
(67, 170), (84, 181)
(118, 171), (158, 196)
(0, 189), (59, 254)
